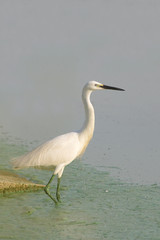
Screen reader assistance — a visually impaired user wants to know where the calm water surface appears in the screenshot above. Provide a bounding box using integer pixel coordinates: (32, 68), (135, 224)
(0, 0), (160, 184)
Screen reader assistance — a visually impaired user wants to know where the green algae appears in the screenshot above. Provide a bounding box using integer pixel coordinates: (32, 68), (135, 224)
(0, 139), (160, 239)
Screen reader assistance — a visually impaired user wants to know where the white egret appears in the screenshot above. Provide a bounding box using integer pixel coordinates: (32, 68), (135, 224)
(13, 81), (125, 204)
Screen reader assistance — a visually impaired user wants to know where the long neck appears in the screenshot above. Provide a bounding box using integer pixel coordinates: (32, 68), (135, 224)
(79, 88), (95, 142)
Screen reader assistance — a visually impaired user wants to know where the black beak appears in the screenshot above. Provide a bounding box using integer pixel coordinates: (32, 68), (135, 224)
(100, 84), (125, 91)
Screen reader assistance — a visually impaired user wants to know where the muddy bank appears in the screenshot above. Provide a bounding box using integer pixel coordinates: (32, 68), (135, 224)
(0, 170), (45, 194)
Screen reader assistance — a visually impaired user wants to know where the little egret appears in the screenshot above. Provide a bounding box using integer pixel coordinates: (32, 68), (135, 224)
(13, 81), (125, 204)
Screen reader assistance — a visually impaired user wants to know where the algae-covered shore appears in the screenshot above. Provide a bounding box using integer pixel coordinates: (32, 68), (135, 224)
(0, 170), (44, 194)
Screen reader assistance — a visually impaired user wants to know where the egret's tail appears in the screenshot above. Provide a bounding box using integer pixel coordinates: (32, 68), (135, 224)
(12, 154), (31, 169)
(12, 143), (52, 169)
(12, 146), (43, 169)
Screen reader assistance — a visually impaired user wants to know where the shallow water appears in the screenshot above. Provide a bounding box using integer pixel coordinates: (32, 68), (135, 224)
(0, 139), (160, 240)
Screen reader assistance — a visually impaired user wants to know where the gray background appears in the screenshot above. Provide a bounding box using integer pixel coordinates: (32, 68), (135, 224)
(0, 0), (160, 184)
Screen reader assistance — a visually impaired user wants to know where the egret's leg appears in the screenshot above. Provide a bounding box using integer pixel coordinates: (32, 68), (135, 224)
(44, 174), (57, 204)
(56, 177), (61, 202)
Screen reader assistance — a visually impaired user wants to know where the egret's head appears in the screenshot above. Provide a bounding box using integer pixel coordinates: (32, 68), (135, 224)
(85, 81), (125, 91)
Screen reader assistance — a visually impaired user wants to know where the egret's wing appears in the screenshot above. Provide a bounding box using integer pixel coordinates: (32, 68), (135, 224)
(12, 132), (80, 169)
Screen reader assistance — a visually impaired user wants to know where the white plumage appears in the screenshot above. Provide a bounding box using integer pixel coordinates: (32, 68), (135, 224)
(13, 133), (80, 177)
(13, 81), (124, 204)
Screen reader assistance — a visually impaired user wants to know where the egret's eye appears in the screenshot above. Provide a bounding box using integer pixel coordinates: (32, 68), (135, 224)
(95, 83), (102, 88)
